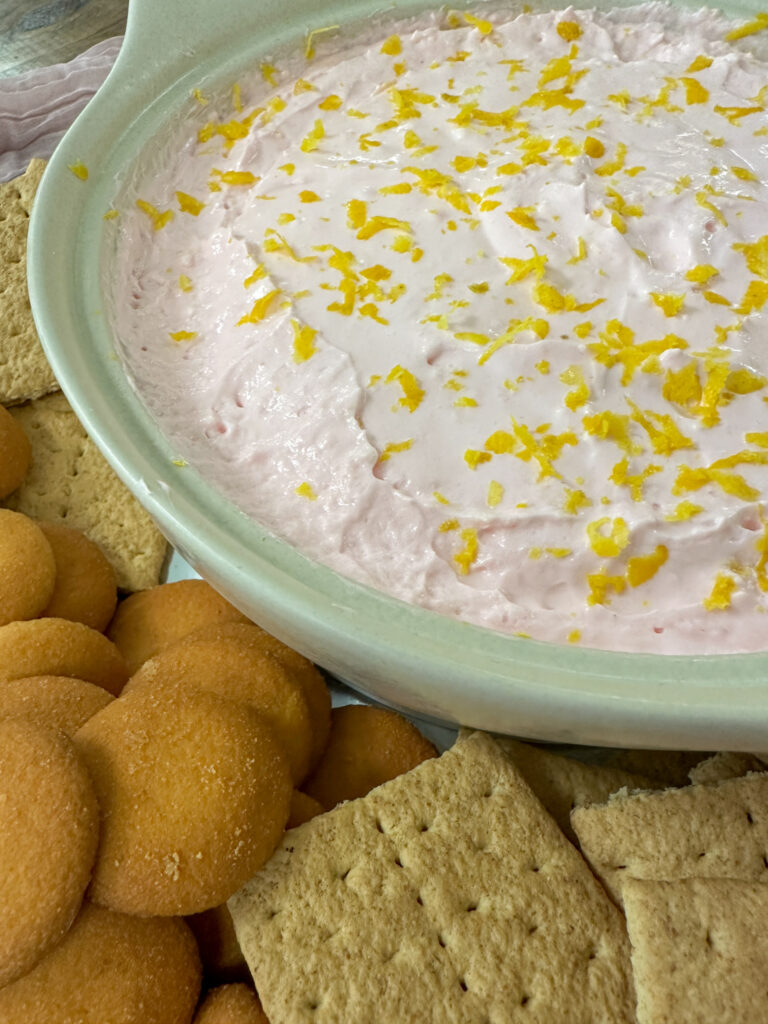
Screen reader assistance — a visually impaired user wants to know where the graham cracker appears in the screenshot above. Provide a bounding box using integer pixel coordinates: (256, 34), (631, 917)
(492, 736), (655, 845)
(571, 773), (768, 905)
(0, 158), (58, 405)
(623, 878), (768, 1024)
(3, 391), (167, 591)
(229, 731), (636, 1024)
(688, 751), (766, 786)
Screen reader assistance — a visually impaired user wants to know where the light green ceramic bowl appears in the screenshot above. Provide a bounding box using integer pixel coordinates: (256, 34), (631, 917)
(28, 0), (768, 750)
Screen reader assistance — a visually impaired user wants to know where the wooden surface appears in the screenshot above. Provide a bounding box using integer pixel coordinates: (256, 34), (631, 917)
(0, 0), (129, 77)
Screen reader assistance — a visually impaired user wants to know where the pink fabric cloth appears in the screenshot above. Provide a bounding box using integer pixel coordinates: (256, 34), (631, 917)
(0, 37), (121, 182)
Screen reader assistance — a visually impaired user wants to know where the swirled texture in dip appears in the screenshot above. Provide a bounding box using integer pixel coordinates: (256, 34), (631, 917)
(110, 3), (768, 653)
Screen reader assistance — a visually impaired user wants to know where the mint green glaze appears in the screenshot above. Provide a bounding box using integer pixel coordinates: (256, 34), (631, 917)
(27, 0), (768, 749)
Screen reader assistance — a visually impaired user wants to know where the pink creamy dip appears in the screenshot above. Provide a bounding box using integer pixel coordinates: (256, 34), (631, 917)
(110, 3), (768, 653)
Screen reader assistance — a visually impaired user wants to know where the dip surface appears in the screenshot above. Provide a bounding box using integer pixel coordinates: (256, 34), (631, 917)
(110, 3), (768, 653)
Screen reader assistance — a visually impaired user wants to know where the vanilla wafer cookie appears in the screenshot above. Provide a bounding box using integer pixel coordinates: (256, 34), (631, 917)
(0, 901), (201, 1024)
(38, 522), (118, 631)
(76, 687), (292, 916)
(0, 675), (112, 737)
(0, 509), (55, 624)
(193, 984), (269, 1024)
(107, 579), (250, 673)
(0, 618), (129, 695)
(0, 717), (99, 987)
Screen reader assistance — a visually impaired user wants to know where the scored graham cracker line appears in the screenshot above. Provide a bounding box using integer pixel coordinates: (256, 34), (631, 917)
(571, 772), (768, 905)
(230, 731), (636, 1024)
(3, 392), (168, 591)
(0, 158), (58, 405)
(622, 877), (768, 1024)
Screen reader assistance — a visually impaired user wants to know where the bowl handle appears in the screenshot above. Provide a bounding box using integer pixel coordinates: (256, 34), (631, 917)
(101, 0), (265, 101)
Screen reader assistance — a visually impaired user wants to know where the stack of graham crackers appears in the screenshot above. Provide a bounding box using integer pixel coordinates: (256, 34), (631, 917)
(0, 159), (167, 592)
(229, 731), (768, 1023)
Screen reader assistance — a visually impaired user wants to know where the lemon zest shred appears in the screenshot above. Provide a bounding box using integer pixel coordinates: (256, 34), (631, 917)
(454, 528), (479, 575)
(136, 199), (173, 230)
(587, 568), (626, 606)
(175, 191), (205, 215)
(291, 320), (318, 362)
(725, 12), (768, 40)
(586, 516), (630, 557)
(626, 545), (668, 586)
(295, 482), (318, 500)
(665, 501), (704, 521)
(703, 572), (737, 609)
(236, 288), (281, 326)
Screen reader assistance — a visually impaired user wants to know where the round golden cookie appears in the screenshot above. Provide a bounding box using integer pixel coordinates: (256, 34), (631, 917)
(0, 509), (56, 625)
(0, 675), (113, 738)
(107, 578), (251, 674)
(0, 403), (31, 500)
(0, 901), (201, 1024)
(303, 704), (438, 811)
(0, 618), (129, 695)
(75, 688), (292, 916)
(122, 637), (313, 784)
(193, 984), (269, 1024)
(0, 717), (99, 988)
(187, 903), (248, 984)
(185, 622), (332, 772)
(38, 523), (118, 632)
(287, 789), (324, 828)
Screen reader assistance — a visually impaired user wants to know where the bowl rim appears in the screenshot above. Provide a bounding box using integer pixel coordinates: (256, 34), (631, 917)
(27, 0), (768, 750)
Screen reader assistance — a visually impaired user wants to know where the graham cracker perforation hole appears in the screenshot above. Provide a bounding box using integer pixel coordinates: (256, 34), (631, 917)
(374, 818), (386, 834)
(337, 867), (351, 882)
(762, 855), (768, 869)
(746, 810), (755, 824)
(520, 994), (531, 1007)
(416, 893), (424, 907)
(437, 933), (447, 948)
(465, 900), (478, 913)
(458, 978), (468, 992)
